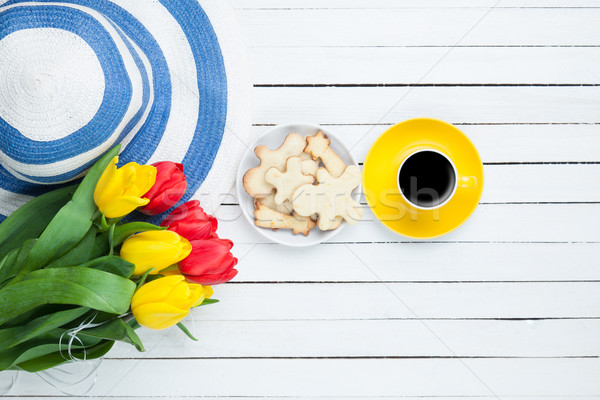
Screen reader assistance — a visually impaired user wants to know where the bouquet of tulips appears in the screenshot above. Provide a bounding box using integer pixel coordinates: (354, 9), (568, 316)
(0, 145), (238, 372)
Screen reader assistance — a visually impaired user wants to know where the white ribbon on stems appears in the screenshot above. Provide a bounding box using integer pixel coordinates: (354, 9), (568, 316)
(36, 312), (121, 396)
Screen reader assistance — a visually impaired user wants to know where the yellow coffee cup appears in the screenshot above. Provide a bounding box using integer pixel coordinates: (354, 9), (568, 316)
(363, 118), (484, 239)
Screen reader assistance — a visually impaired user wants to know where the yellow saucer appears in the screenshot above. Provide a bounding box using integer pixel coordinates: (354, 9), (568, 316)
(363, 118), (484, 239)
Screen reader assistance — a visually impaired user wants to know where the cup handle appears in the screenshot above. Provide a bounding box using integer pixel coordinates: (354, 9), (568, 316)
(458, 176), (477, 188)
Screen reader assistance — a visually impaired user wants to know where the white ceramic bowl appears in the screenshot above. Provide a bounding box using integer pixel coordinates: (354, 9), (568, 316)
(236, 123), (359, 247)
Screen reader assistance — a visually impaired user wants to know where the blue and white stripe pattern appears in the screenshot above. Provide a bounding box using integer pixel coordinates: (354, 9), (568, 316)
(0, 0), (251, 221)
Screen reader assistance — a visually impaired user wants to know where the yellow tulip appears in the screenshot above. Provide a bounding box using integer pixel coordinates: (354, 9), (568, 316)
(131, 275), (213, 330)
(120, 230), (192, 275)
(93, 156), (157, 218)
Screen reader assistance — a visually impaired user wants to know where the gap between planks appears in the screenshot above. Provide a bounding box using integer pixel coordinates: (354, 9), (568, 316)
(103, 356), (599, 360)
(253, 122), (600, 125)
(254, 83), (600, 87)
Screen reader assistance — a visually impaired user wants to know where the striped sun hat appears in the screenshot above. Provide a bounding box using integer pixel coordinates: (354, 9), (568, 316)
(0, 0), (251, 221)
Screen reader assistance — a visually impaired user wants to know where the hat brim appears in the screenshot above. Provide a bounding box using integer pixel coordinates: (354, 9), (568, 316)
(0, 0), (251, 221)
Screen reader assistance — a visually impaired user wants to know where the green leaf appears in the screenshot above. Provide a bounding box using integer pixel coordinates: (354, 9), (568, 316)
(0, 307), (90, 352)
(0, 185), (76, 260)
(15, 239), (36, 269)
(159, 264), (179, 273)
(144, 274), (165, 283)
(44, 226), (97, 269)
(0, 343), (70, 371)
(135, 267), (155, 289)
(113, 222), (165, 245)
(0, 304), (76, 329)
(90, 222), (165, 259)
(11, 145), (121, 282)
(127, 318), (141, 330)
(81, 256), (135, 278)
(48, 256), (135, 279)
(0, 247), (20, 288)
(78, 318), (145, 352)
(15, 340), (114, 373)
(0, 335), (102, 372)
(176, 322), (198, 341)
(108, 223), (116, 255)
(197, 298), (220, 306)
(100, 213), (110, 231)
(89, 234), (110, 260)
(0, 240), (36, 289)
(0, 267), (135, 325)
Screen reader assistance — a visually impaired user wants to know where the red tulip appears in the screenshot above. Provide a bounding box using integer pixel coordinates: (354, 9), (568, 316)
(140, 162), (187, 215)
(161, 200), (218, 240)
(179, 238), (238, 285)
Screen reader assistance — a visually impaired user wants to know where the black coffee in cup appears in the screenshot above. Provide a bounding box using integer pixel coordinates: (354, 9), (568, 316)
(398, 150), (456, 209)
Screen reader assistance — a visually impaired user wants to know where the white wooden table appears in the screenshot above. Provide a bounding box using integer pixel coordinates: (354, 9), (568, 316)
(6, 0), (600, 398)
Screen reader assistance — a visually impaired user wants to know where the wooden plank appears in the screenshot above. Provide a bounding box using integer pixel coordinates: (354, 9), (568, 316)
(190, 282), (600, 320)
(108, 319), (600, 358)
(251, 47), (600, 84)
(230, 161), (600, 204)
(232, 161), (600, 203)
(10, 359), (600, 397)
(239, 8), (600, 47)
(251, 124), (600, 163)
(252, 87), (600, 124)
(234, 0), (600, 9)
(216, 204), (600, 243)
(479, 164), (600, 203)
(229, 242), (600, 283)
(6, 398), (600, 400)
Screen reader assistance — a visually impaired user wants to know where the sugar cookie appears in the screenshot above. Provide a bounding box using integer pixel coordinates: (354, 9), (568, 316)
(292, 165), (363, 230)
(243, 133), (306, 198)
(254, 203), (316, 236)
(298, 152), (314, 161)
(265, 157), (315, 205)
(255, 193), (293, 215)
(304, 130), (346, 178)
(301, 159), (319, 177)
(324, 216), (344, 230)
(311, 214), (344, 230)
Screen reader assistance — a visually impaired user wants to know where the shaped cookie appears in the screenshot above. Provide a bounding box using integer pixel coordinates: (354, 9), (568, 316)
(265, 157), (315, 205)
(304, 130), (346, 178)
(292, 165), (363, 230)
(311, 214), (343, 230)
(243, 133), (306, 198)
(255, 192), (293, 215)
(298, 151), (314, 161)
(323, 216), (344, 230)
(254, 203), (316, 236)
(301, 159), (319, 177)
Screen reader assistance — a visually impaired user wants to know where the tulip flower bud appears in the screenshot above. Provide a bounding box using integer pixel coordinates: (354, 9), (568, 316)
(93, 156), (157, 218)
(179, 238), (238, 285)
(161, 200), (218, 240)
(139, 162), (188, 215)
(120, 230), (192, 275)
(131, 275), (212, 330)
